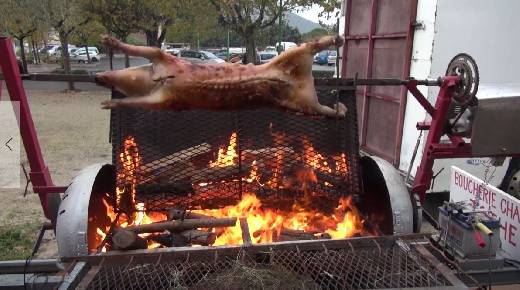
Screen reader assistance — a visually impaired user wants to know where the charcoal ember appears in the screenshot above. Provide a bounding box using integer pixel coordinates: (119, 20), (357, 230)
(136, 182), (193, 196)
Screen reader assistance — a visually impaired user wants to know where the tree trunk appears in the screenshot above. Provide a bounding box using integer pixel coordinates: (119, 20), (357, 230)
(243, 32), (257, 65)
(145, 29), (159, 47)
(84, 45), (91, 63)
(124, 54), (130, 68)
(17, 37), (28, 74)
(117, 34), (131, 68)
(157, 28), (167, 48)
(59, 32), (75, 91)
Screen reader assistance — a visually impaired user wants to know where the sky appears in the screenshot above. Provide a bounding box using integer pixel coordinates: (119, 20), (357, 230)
(294, 4), (340, 25)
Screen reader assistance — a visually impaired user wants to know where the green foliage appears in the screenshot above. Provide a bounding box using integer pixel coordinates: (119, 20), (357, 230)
(302, 27), (330, 42)
(210, 0), (340, 63)
(257, 21), (302, 47)
(70, 19), (106, 46)
(0, 223), (39, 260)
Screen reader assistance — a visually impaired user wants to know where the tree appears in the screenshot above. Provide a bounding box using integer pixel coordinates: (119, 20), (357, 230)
(257, 21), (302, 47)
(42, 0), (91, 91)
(0, 0), (44, 73)
(86, 0), (143, 67)
(302, 27), (329, 42)
(70, 19), (105, 63)
(133, 0), (180, 47)
(210, 0), (340, 64)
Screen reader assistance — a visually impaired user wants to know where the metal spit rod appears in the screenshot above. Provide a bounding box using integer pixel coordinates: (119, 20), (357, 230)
(1, 73), (443, 87)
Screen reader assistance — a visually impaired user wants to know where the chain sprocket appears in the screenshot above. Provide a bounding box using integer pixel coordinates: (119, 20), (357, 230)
(445, 53), (479, 106)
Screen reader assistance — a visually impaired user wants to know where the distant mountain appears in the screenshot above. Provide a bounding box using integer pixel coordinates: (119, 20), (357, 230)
(285, 12), (321, 34)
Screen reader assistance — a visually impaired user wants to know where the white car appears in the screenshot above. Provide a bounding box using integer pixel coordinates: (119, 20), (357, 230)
(178, 50), (225, 64)
(71, 50), (101, 63)
(258, 51), (277, 64)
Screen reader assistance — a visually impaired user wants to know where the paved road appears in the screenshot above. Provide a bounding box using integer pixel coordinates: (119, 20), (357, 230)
(23, 56), (336, 91)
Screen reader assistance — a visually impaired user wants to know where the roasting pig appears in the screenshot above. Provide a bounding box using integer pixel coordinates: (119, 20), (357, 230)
(95, 35), (347, 117)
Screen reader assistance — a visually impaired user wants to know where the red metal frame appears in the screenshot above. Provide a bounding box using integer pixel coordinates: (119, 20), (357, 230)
(0, 37), (64, 227)
(407, 76), (520, 201)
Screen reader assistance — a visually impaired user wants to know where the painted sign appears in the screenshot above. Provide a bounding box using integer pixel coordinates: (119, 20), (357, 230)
(451, 166), (520, 259)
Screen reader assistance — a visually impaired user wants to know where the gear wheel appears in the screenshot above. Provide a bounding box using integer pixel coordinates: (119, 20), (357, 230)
(445, 53), (479, 106)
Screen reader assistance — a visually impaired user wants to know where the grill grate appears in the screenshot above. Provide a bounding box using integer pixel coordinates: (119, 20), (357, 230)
(110, 81), (361, 212)
(81, 236), (455, 289)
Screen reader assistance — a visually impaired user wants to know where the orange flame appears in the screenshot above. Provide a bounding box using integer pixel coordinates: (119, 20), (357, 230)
(209, 132), (238, 167)
(196, 194), (364, 245)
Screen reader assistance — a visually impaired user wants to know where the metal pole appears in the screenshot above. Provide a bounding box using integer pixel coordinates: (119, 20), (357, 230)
(227, 27), (230, 61)
(197, 32), (200, 50)
(277, 0), (283, 55)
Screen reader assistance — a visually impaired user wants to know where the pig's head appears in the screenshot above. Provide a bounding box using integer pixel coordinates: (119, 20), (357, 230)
(95, 64), (157, 98)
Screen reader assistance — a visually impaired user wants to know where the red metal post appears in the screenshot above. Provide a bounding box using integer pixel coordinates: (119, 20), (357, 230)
(0, 37), (62, 226)
(411, 76), (459, 200)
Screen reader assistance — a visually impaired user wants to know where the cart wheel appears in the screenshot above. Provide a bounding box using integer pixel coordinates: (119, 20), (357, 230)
(445, 53), (479, 106)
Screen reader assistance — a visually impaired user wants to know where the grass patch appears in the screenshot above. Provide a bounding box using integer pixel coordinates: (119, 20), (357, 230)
(194, 260), (320, 290)
(0, 223), (39, 260)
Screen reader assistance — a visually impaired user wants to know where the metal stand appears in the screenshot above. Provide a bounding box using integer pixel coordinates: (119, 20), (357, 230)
(0, 37), (64, 227)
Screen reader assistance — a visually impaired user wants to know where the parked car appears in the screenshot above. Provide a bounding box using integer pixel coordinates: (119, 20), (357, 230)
(178, 50), (225, 64)
(70, 50), (101, 63)
(55, 45), (78, 56)
(73, 47), (100, 55)
(328, 50), (337, 66)
(42, 45), (61, 56)
(314, 50), (329, 65)
(258, 51), (277, 64)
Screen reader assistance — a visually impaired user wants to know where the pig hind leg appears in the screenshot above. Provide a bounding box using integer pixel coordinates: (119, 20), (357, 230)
(102, 35), (164, 62)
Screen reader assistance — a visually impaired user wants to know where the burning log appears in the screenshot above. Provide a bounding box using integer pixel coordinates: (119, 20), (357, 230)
(121, 217), (237, 234)
(111, 229), (148, 250)
(140, 143), (211, 174)
(274, 228), (332, 242)
(178, 229), (217, 246)
(147, 230), (217, 247)
(277, 228), (317, 241)
(241, 147), (295, 166)
(239, 217), (252, 246)
(167, 209), (213, 220)
(192, 164), (250, 183)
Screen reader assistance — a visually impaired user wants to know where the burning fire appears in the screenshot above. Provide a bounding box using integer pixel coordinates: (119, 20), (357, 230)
(196, 193), (364, 245)
(209, 132), (238, 167)
(94, 132), (366, 252)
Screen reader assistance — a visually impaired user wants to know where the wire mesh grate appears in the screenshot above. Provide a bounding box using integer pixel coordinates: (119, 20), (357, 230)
(110, 83), (361, 212)
(83, 237), (454, 289)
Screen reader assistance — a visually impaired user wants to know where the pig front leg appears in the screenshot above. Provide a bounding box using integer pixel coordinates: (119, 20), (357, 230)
(101, 89), (169, 110)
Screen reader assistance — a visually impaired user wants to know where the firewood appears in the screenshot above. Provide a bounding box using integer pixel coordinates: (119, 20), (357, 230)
(121, 217), (237, 234)
(191, 164), (250, 183)
(178, 229), (217, 246)
(239, 217), (252, 246)
(273, 228), (334, 242)
(140, 143), (211, 174)
(111, 229), (148, 250)
(167, 209), (213, 220)
(241, 147), (295, 164)
(146, 230), (217, 246)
